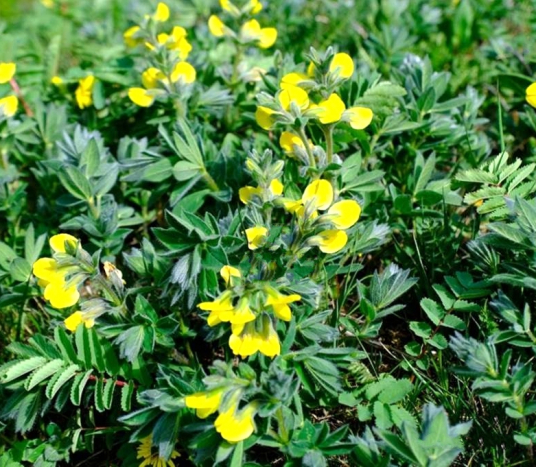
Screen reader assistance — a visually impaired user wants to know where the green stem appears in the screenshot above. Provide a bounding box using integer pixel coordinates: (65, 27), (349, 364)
(202, 170), (219, 192)
(323, 125), (334, 164)
(297, 126), (315, 168)
(276, 406), (290, 444)
(231, 44), (243, 86)
(88, 197), (100, 219)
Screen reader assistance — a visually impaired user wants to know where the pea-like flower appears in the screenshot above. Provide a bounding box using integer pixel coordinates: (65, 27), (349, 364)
(311, 93), (373, 129)
(220, 265), (241, 286)
(240, 19), (277, 49)
(64, 311), (95, 332)
(214, 402), (257, 443)
(75, 75), (95, 109)
(229, 315), (280, 358)
(123, 26), (142, 47)
(526, 82), (536, 108)
(151, 2), (170, 22)
(245, 226), (268, 250)
(0, 96), (18, 118)
(265, 287), (301, 321)
(0, 62), (16, 84)
(239, 179), (283, 204)
(184, 389), (224, 418)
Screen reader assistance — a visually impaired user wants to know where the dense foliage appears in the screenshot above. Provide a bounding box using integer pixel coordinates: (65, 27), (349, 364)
(1, 0), (536, 465)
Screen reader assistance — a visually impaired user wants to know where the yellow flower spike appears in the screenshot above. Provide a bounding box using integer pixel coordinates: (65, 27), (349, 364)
(278, 86), (309, 111)
(329, 52), (354, 79)
(170, 62), (196, 84)
(526, 82), (536, 108)
(255, 106), (275, 130)
(123, 25), (141, 47)
(32, 257), (65, 284)
(280, 72), (308, 90)
(265, 290), (301, 321)
(280, 131), (305, 153)
(310, 229), (348, 254)
(245, 226), (268, 250)
(269, 179), (284, 196)
(214, 403), (257, 443)
(302, 179), (334, 211)
(185, 389), (223, 419)
(44, 281), (80, 309)
(128, 88), (156, 107)
(239, 186), (262, 204)
(250, 0), (263, 14)
(208, 15), (226, 37)
(50, 233), (78, 254)
(345, 107), (373, 130)
(315, 93), (346, 124)
(75, 75), (95, 110)
(0, 63), (16, 84)
(64, 311), (95, 332)
(0, 96), (18, 118)
(153, 2), (170, 22)
(220, 265), (241, 285)
(326, 200), (361, 230)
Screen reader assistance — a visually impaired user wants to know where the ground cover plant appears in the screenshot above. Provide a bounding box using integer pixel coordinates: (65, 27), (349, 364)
(1, 0), (536, 465)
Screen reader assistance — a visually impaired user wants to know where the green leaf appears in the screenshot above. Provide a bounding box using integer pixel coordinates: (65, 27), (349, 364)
(70, 370), (93, 406)
(9, 258), (31, 282)
(58, 166), (93, 200)
(0, 357), (48, 383)
(45, 364), (79, 399)
(420, 298), (444, 325)
(25, 359), (65, 390)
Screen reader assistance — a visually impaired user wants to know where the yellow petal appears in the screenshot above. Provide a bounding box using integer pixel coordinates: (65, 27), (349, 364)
(526, 82), (536, 108)
(214, 404), (256, 443)
(220, 0), (239, 14)
(345, 107), (373, 130)
(250, 0), (263, 14)
(329, 53), (354, 79)
(128, 88), (155, 107)
(198, 292), (234, 311)
(240, 19), (261, 38)
(278, 85), (309, 111)
(245, 226), (268, 250)
(280, 72), (308, 90)
(124, 26), (141, 47)
(0, 96), (18, 117)
(315, 93), (345, 124)
(255, 106), (275, 130)
(154, 2), (170, 22)
(75, 76), (95, 110)
(239, 186), (262, 204)
(0, 62), (16, 84)
(33, 258), (65, 283)
(230, 299), (256, 325)
(64, 312), (83, 332)
(302, 179), (334, 211)
(220, 265), (241, 285)
(312, 229), (348, 254)
(50, 233), (78, 253)
(280, 131), (305, 153)
(51, 76), (63, 86)
(269, 179), (283, 196)
(258, 27), (277, 49)
(185, 390), (222, 418)
(170, 62), (196, 84)
(208, 15), (226, 37)
(44, 282), (80, 309)
(326, 200), (361, 229)
(141, 67), (164, 89)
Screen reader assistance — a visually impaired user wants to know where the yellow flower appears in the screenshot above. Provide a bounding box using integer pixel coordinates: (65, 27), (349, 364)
(240, 19), (277, 49)
(265, 288), (301, 321)
(0, 62), (16, 84)
(170, 62), (196, 84)
(345, 107), (373, 130)
(280, 72), (308, 90)
(124, 25), (141, 47)
(239, 186), (262, 204)
(44, 281), (80, 309)
(0, 96), (18, 118)
(208, 15), (227, 37)
(198, 291), (235, 326)
(314, 93), (345, 124)
(220, 0), (240, 15)
(278, 85), (309, 111)
(128, 88), (155, 107)
(50, 233), (78, 253)
(220, 265), (241, 286)
(64, 311), (95, 332)
(75, 75), (95, 110)
(329, 52), (354, 79)
(185, 390), (223, 419)
(33, 257), (67, 285)
(245, 226), (268, 250)
(157, 27), (192, 59)
(270, 179), (283, 196)
(309, 229), (348, 254)
(137, 435), (180, 467)
(526, 82), (536, 108)
(255, 106), (275, 130)
(250, 0), (263, 14)
(153, 2), (170, 22)
(214, 403), (257, 443)
(302, 179), (334, 211)
(280, 131), (305, 153)
(142, 68), (165, 89)
(51, 76), (63, 86)
(326, 200), (361, 230)
(229, 315), (280, 358)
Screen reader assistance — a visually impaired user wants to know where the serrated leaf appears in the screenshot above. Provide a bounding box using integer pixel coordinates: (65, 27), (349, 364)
(70, 370), (93, 406)
(46, 364), (79, 399)
(25, 359), (65, 390)
(121, 381), (134, 411)
(0, 357), (48, 383)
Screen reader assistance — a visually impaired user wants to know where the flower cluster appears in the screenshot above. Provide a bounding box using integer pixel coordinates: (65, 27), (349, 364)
(185, 387), (258, 443)
(125, 2), (196, 108)
(198, 266), (301, 358)
(208, 0), (277, 50)
(0, 62), (19, 118)
(255, 50), (373, 166)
